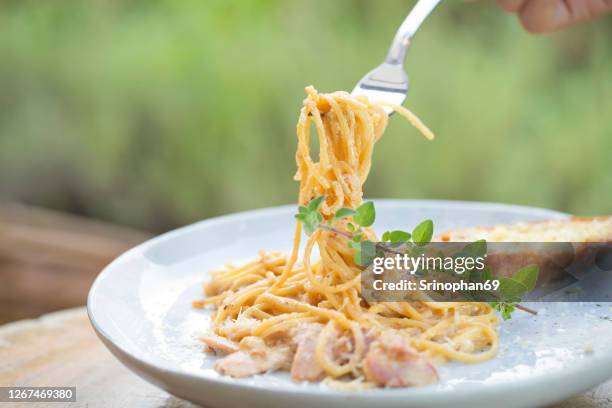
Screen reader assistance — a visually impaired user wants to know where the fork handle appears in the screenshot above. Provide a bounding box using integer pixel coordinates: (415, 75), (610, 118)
(385, 0), (442, 65)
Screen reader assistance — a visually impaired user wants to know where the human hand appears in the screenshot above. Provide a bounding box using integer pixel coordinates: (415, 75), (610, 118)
(497, 0), (612, 33)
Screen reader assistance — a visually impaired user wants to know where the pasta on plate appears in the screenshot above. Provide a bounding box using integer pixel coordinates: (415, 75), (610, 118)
(193, 86), (498, 389)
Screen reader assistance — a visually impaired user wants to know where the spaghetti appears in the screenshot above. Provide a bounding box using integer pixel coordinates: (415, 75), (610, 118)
(194, 86), (498, 388)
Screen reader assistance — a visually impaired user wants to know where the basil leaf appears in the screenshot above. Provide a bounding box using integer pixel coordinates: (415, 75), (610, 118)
(307, 196), (325, 212)
(412, 219), (434, 246)
(334, 207), (356, 221)
(388, 230), (411, 243)
(512, 264), (539, 292)
(463, 239), (487, 257)
(353, 202), (375, 227)
(357, 240), (376, 266)
(491, 302), (516, 320)
(497, 277), (528, 302)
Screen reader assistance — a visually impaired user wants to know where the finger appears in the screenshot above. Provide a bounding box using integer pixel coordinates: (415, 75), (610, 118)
(519, 0), (612, 33)
(564, 0), (612, 24)
(496, 0), (529, 12)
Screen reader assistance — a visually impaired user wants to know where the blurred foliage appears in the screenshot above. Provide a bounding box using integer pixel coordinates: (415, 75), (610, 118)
(0, 0), (610, 232)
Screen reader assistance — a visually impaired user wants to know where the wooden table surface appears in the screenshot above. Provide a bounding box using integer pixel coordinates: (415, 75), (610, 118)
(1, 308), (611, 408)
(0, 204), (150, 324)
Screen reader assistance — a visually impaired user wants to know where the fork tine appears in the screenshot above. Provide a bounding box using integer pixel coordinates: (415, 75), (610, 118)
(352, 63), (408, 114)
(351, 0), (441, 112)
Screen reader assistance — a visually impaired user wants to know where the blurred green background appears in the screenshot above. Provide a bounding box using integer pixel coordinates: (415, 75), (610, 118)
(1, 0), (610, 233)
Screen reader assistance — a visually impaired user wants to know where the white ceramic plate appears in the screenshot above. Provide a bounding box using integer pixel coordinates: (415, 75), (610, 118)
(88, 200), (612, 408)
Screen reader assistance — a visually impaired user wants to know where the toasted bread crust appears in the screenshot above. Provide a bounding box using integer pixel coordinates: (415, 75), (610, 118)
(435, 216), (612, 282)
(437, 216), (612, 243)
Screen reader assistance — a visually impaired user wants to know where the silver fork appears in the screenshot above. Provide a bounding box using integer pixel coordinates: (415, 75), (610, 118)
(351, 0), (441, 113)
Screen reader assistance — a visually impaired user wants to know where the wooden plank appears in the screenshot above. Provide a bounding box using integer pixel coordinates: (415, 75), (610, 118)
(0, 203), (150, 268)
(0, 204), (149, 242)
(0, 308), (198, 408)
(0, 204), (152, 324)
(0, 260), (96, 311)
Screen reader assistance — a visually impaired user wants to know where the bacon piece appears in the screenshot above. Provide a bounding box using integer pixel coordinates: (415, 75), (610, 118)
(362, 332), (439, 387)
(219, 316), (259, 341)
(290, 324), (379, 382)
(214, 336), (292, 378)
(290, 323), (325, 381)
(362, 327), (379, 350)
(200, 334), (239, 354)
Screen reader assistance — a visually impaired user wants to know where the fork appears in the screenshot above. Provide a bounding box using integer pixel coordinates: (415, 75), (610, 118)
(351, 0), (441, 113)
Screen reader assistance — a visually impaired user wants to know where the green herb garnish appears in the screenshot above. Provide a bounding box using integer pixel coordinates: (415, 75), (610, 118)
(412, 219), (433, 246)
(293, 198), (539, 320)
